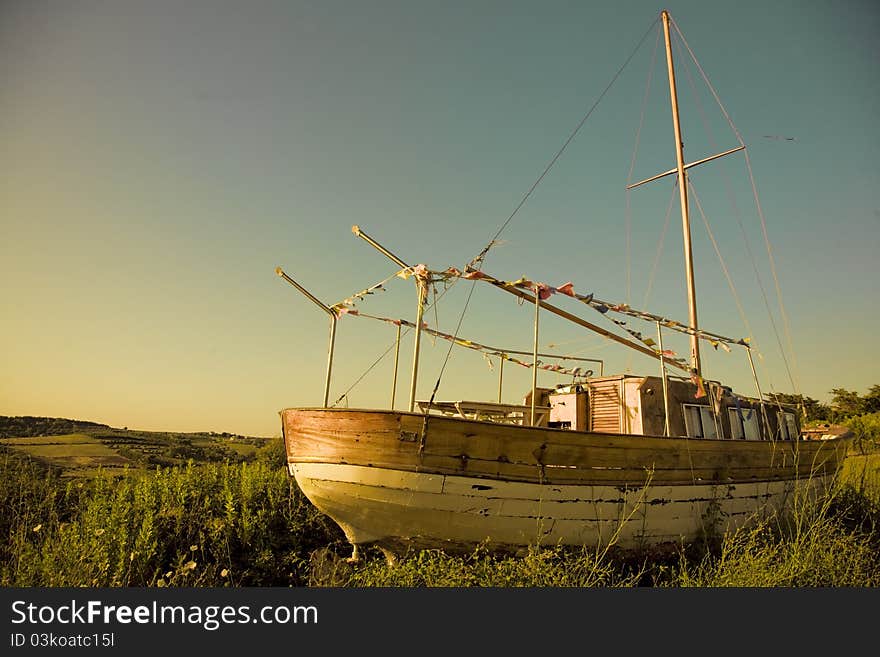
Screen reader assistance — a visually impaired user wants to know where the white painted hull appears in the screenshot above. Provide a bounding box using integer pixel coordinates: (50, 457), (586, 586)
(291, 461), (833, 552)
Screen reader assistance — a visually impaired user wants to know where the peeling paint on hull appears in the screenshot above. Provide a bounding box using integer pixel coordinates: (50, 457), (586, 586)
(282, 408), (848, 553)
(291, 460), (833, 553)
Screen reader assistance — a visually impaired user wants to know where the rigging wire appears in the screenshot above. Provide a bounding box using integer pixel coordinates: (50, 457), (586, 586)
(624, 181), (676, 374)
(674, 37), (757, 340)
(423, 16), (662, 406)
(625, 24), (662, 304)
(671, 17), (801, 396)
(673, 37), (796, 396)
(467, 15), (661, 270)
(742, 148), (801, 395)
(329, 277), (458, 407)
(641, 182), (678, 310)
(687, 179), (755, 340)
(425, 278), (480, 407)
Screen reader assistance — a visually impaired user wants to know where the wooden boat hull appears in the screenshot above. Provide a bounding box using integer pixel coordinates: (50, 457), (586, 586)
(281, 408), (850, 552)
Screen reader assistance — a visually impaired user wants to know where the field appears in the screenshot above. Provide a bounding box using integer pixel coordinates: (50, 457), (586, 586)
(1, 414), (878, 587)
(0, 416), (271, 477)
(0, 434), (136, 473)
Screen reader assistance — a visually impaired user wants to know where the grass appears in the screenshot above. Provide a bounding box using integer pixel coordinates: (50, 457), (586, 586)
(0, 422), (272, 477)
(663, 484), (880, 587)
(222, 442), (261, 458)
(2, 416), (878, 588)
(0, 445), (345, 587)
(839, 452), (880, 495)
(1, 433), (100, 445)
(0, 433), (137, 474)
(14, 444), (130, 459)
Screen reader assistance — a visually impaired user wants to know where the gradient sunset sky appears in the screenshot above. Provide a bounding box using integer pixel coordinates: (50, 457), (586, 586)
(2, 0), (877, 437)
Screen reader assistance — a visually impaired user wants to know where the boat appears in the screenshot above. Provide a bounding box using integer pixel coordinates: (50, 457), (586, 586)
(276, 10), (852, 559)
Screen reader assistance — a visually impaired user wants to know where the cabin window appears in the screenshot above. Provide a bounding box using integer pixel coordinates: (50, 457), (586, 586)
(728, 407), (760, 440)
(778, 411), (799, 440)
(683, 404), (718, 439)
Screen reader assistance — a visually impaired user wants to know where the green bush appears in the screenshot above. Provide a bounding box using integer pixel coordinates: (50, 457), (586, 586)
(845, 412), (880, 453)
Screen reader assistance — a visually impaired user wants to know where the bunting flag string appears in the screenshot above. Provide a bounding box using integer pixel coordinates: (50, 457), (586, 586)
(338, 309), (593, 378)
(432, 265), (748, 352)
(330, 265), (429, 318)
(324, 263), (746, 394)
(429, 267), (687, 370)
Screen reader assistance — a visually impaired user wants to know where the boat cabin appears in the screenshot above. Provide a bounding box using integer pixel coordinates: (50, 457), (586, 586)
(537, 374), (800, 440)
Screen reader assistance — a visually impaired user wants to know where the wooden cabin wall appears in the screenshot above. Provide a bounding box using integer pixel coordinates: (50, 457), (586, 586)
(624, 379), (643, 435)
(636, 377), (777, 440)
(639, 377), (692, 437)
(530, 376), (797, 440)
(548, 391), (588, 431)
(587, 378), (624, 433)
(522, 387), (552, 427)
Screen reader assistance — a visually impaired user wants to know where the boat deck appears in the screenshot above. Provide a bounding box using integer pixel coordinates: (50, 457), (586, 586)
(415, 400), (551, 425)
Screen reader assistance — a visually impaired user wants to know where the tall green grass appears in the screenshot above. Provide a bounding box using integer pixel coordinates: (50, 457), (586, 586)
(330, 544), (647, 587)
(665, 488), (880, 586)
(3, 428), (878, 587)
(0, 442), (345, 586)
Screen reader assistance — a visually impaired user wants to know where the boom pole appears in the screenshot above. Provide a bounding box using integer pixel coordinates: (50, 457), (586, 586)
(352, 226), (691, 374)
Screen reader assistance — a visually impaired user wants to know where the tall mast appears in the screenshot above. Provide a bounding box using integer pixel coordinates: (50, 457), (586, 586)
(661, 9), (701, 377)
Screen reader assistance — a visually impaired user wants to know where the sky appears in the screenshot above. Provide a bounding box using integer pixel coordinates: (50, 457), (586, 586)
(1, 0), (878, 437)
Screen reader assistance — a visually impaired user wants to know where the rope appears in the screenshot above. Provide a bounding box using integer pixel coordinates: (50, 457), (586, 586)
(673, 37), (762, 352)
(346, 310), (598, 376)
(625, 181), (675, 375)
(687, 179), (755, 340)
(743, 148), (801, 396)
(641, 181), (678, 310)
(421, 17), (662, 408)
(672, 16), (800, 395)
(329, 266), (410, 316)
(330, 336), (402, 408)
(670, 19), (744, 149)
(467, 15), (661, 270)
(625, 25), (662, 303)
(425, 278), (480, 408)
(329, 271), (458, 406)
(436, 266), (746, 348)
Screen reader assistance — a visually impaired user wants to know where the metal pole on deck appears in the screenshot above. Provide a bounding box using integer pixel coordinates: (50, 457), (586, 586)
(530, 288), (540, 426)
(391, 323), (401, 409)
(745, 347), (772, 440)
(323, 317), (337, 407)
(409, 281), (426, 412)
(350, 225), (425, 413)
(656, 321), (671, 437)
(351, 225), (408, 269)
(497, 356), (505, 403)
(275, 267), (338, 408)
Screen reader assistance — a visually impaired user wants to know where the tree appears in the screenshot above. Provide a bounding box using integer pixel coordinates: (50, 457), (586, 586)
(863, 385), (880, 414)
(830, 388), (866, 418)
(766, 393), (829, 422)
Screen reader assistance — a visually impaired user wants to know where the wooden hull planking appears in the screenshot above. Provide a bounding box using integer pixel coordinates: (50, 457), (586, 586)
(291, 462), (831, 552)
(281, 408), (849, 552)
